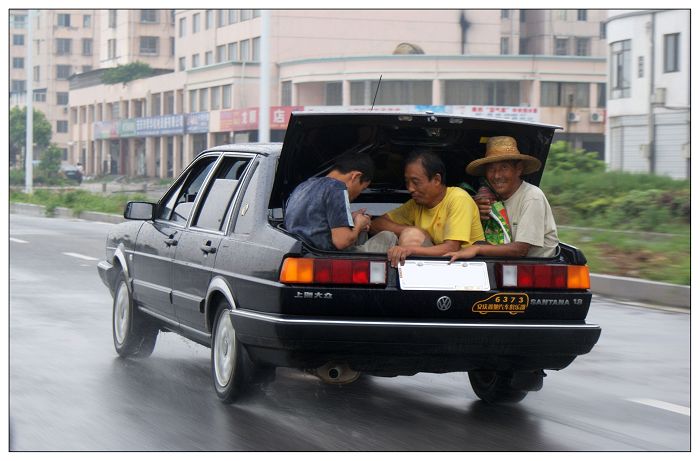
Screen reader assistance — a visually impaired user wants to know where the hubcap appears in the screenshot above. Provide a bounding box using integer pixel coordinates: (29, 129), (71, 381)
(214, 310), (235, 387)
(114, 282), (129, 345)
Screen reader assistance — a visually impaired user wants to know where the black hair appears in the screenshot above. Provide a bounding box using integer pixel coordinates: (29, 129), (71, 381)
(406, 150), (446, 184)
(332, 152), (375, 183)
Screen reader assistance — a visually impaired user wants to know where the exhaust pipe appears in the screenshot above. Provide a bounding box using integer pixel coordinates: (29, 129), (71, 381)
(313, 361), (360, 385)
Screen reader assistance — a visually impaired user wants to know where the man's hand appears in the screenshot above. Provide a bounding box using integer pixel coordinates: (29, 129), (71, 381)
(473, 195), (493, 221)
(387, 245), (415, 268)
(444, 245), (479, 263)
(352, 210), (371, 232)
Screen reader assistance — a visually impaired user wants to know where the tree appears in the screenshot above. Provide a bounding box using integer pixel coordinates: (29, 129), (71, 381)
(9, 106), (53, 167)
(101, 61), (153, 85)
(544, 141), (605, 174)
(37, 144), (63, 182)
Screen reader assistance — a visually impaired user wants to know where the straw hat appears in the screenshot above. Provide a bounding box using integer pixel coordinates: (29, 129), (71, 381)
(466, 136), (542, 176)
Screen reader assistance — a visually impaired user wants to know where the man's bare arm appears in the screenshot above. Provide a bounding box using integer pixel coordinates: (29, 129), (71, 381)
(369, 214), (406, 236)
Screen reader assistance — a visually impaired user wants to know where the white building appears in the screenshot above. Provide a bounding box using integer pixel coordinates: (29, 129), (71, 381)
(605, 9), (690, 179)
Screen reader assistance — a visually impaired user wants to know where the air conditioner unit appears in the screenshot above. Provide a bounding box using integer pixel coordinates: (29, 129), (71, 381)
(590, 111), (605, 123)
(567, 112), (580, 123)
(651, 87), (666, 105)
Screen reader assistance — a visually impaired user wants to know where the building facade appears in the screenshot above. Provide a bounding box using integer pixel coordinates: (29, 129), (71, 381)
(604, 9), (690, 179)
(67, 9), (609, 179)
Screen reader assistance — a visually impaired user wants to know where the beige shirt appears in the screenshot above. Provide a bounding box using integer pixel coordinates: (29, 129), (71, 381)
(503, 181), (559, 258)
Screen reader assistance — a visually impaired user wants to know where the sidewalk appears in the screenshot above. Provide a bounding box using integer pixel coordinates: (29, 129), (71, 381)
(9, 202), (690, 310)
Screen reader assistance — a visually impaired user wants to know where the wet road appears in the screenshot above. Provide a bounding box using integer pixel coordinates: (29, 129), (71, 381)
(9, 214), (691, 451)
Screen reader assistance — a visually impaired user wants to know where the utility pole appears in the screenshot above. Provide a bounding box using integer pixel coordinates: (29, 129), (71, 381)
(258, 9), (271, 143)
(25, 9), (34, 194)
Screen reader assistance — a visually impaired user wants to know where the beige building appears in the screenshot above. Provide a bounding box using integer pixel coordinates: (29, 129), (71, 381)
(68, 9), (608, 178)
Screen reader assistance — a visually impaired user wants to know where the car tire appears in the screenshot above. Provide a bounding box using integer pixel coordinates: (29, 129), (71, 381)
(211, 301), (257, 403)
(112, 272), (158, 358)
(468, 370), (529, 404)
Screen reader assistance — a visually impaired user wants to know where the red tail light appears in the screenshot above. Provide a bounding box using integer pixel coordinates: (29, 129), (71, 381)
(499, 263), (590, 289)
(280, 258), (386, 285)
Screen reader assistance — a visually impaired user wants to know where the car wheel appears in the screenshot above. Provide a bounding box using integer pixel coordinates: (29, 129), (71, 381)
(468, 370), (529, 404)
(211, 301), (258, 403)
(112, 272), (158, 358)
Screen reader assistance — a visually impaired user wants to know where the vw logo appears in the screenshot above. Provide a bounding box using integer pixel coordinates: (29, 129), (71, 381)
(436, 296), (452, 311)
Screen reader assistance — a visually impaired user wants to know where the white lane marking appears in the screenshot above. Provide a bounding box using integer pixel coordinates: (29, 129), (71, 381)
(9, 238), (29, 244)
(627, 398), (690, 416)
(62, 252), (99, 262)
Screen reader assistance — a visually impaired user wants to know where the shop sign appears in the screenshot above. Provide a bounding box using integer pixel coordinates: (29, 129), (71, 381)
(450, 105), (540, 122)
(186, 112), (210, 134)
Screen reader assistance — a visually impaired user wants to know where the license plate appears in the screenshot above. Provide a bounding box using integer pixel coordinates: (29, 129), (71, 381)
(397, 260), (490, 291)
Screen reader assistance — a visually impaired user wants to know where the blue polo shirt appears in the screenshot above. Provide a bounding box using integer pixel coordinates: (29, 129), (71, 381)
(284, 177), (354, 250)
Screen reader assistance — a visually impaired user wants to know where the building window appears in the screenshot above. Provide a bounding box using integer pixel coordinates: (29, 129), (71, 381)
(205, 51), (213, 65)
(82, 65), (92, 73)
(575, 37), (590, 56)
(217, 10), (226, 27)
(253, 10), (261, 18)
(111, 102), (120, 119)
(56, 38), (72, 55)
(228, 42), (238, 61)
(252, 37), (261, 61)
(216, 45), (226, 63)
(179, 57), (186, 71)
(109, 10), (117, 28)
(56, 121), (68, 133)
(57, 13), (71, 27)
(500, 37), (510, 55)
(140, 10), (158, 23)
(108, 39), (116, 59)
(11, 80), (26, 93)
(12, 57), (24, 69)
(556, 10), (567, 20)
(211, 86), (221, 110)
(597, 83), (606, 108)
(350, 80), (432, 105)
(540, 82), (590, 107)
(83, 14), (91, 28)
(151, 93), (161, 116)
(664, 33), (680, 73)
(82, 38), (93, 56)
(179, 17), (186, 37)
(57, 92), (69, 105)
(33, 65), (40, 82)
(577, 10), (587, 21)
(240, 10), (252, 21)
(599, 23), (606, 39)
(56, 65), (72, 80)
(13, 34), (24, 46)
(638, 56), (644, 78)
(206, 10), (214, 29)
(192, 53), (200, 68)
(281, 81), (292, 106)
(610, 39), (631, 98)
(444, 80), (521, 106)
(501, 10), (510, 19)
(325, 82), (342, 105)
(11, 14), (27, 28)
(34, 39), (40, 54)
(199, 88), (209, 111)
(554, 38), (568, 56)
(170, 37), (175, 57)
(228, 10), (238, 24)
(240, 39), (250, 62)
(192, 13), (200, 33)
(519, 38), (529, 55)
(222, 84), (232, 109)
(34, 90), (47, 102)
(139, 36), (159, 55)
(189, 90), (197, 112)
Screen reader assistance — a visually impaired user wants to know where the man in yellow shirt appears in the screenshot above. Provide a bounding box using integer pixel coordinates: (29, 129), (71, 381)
(370, 151), (484, 267)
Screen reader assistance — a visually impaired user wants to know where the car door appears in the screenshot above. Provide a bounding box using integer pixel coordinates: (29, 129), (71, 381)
(172, 154), (253, 332)
(131, 154), (219, 321)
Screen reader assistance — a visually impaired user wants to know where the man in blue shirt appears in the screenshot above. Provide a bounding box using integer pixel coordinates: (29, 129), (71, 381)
(284, 152), (397, 252)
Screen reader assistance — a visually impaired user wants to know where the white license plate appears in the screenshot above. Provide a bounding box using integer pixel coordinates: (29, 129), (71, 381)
(398, 260), (490, 291)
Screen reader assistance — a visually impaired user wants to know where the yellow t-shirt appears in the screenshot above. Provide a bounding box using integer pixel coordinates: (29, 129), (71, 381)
(386, 187), (485, 247)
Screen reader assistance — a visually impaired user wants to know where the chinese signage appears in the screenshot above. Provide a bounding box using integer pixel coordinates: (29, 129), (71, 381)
(219, 106), (302, 132)
(450, 105), (540, 122)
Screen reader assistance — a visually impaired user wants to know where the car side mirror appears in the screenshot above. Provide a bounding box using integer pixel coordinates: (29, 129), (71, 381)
(124, 201), (156, 221)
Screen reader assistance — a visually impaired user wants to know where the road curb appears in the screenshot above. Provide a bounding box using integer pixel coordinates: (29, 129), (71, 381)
(10, 201), (690, 309)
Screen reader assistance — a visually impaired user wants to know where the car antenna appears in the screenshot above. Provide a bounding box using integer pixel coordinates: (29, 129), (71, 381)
(370, 75), (383, 111)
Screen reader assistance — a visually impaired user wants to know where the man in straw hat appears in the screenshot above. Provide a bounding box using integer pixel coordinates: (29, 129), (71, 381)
(370, 150), (484, 268)
(445, 136), (559, 261)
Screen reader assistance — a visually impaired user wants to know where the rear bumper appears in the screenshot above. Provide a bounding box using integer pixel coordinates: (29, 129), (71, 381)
(230, 309), (602, 374)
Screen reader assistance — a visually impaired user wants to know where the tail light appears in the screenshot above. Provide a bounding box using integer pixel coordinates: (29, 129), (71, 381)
(280, 257), (387, 285)
(499, 263), (590, 289)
